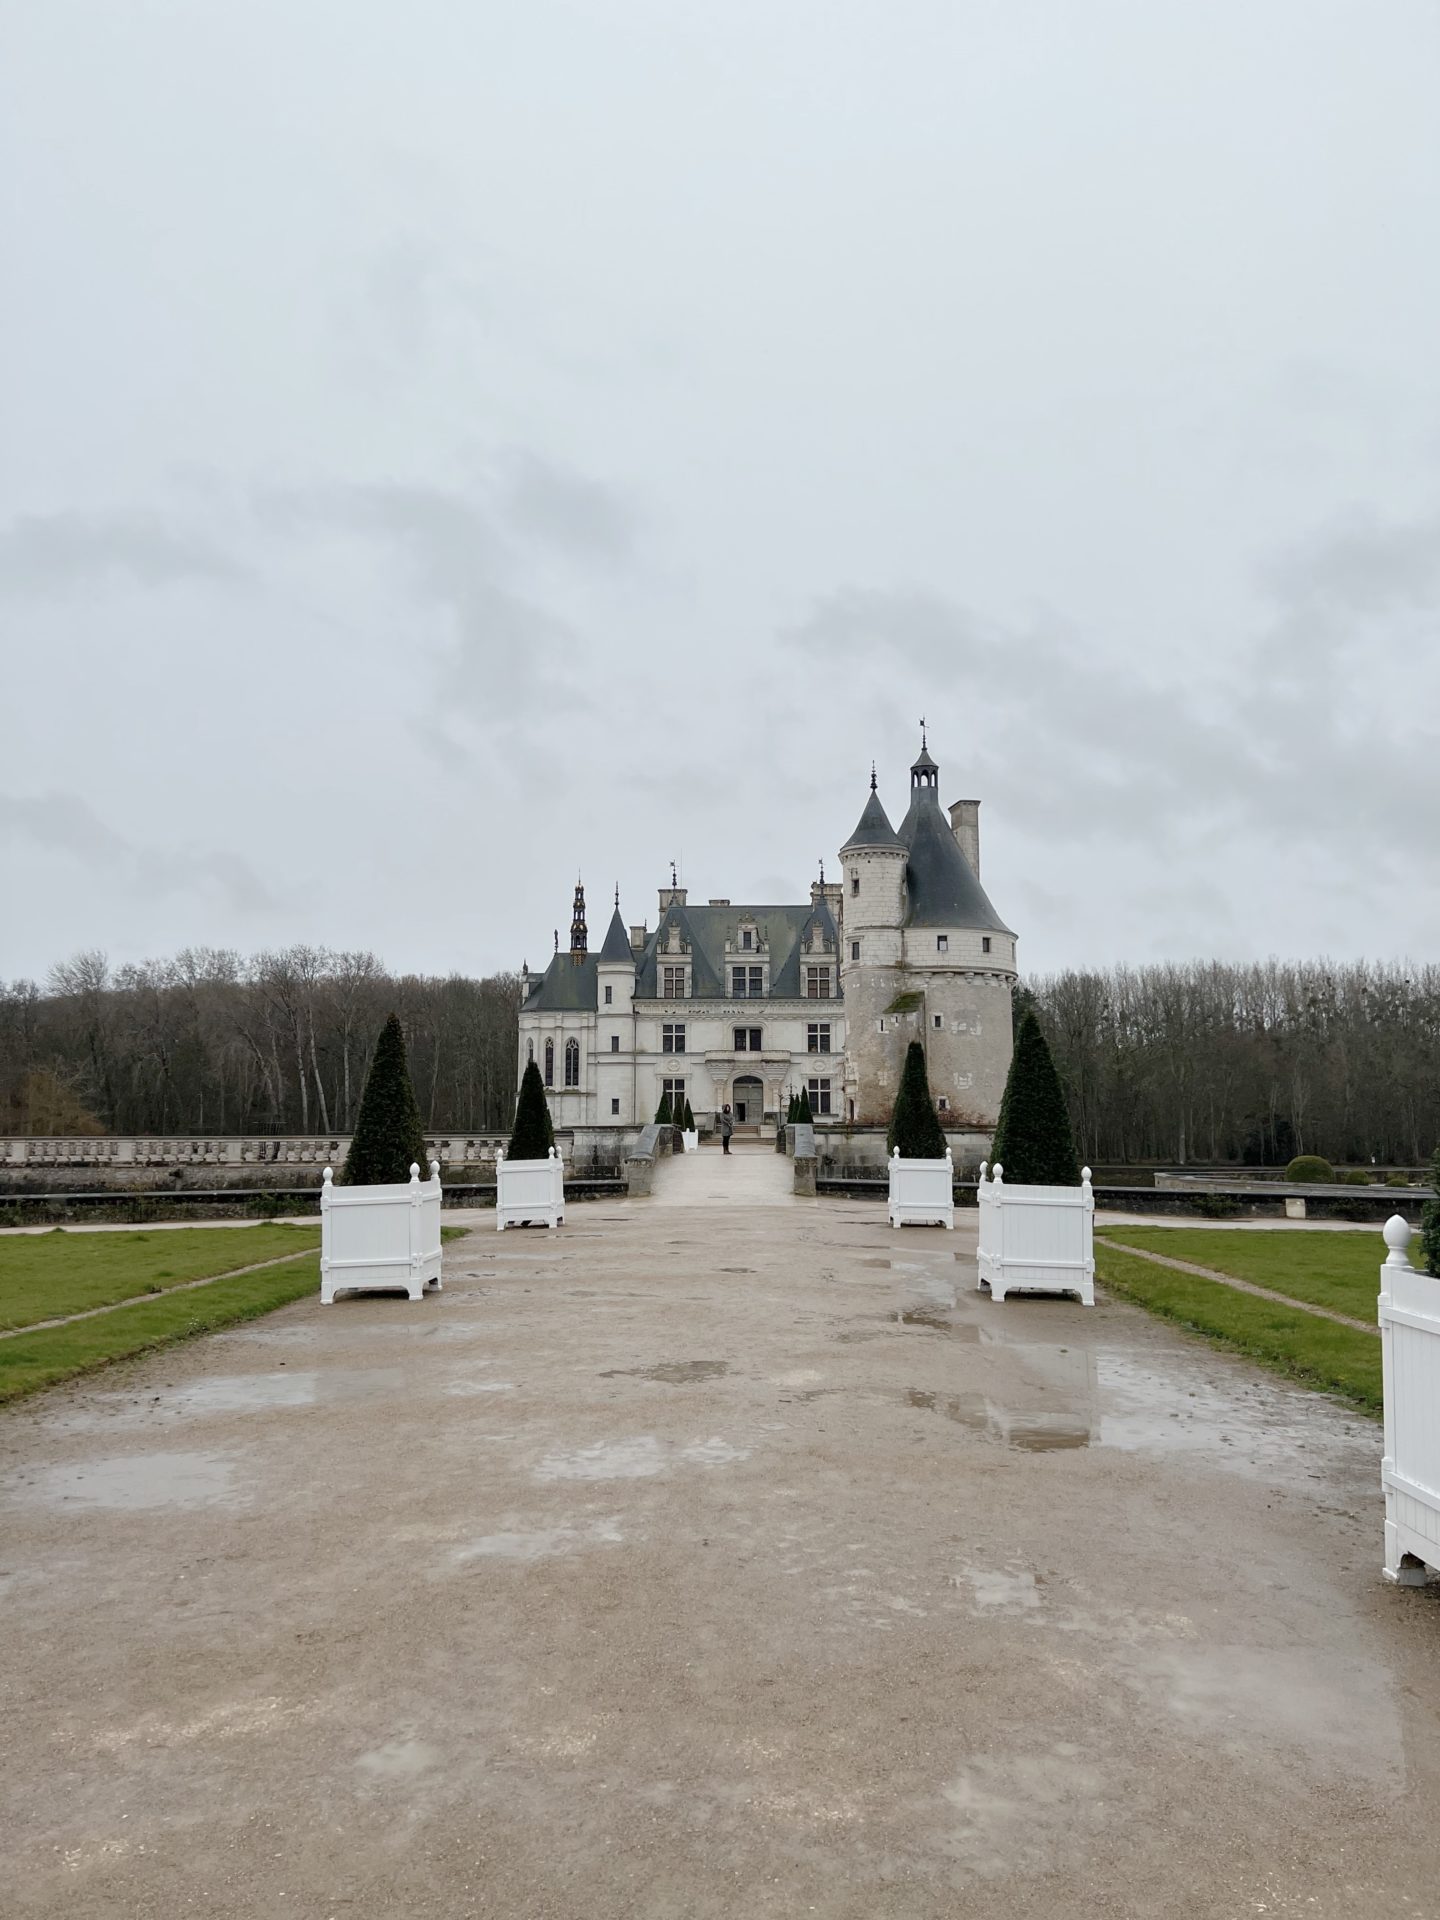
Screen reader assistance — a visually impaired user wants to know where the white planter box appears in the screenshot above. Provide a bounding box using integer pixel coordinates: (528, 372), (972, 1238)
(1379, 1216), (1440, 1584)
(977, 1161), (1094, 1305)
(682, 1130), (699, 1153)
(495, 1146), (565, 1231)
(888, 1149), (955, 1229)
(320, 1161), (442, 1304)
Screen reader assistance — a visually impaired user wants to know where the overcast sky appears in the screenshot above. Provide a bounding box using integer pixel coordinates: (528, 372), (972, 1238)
(3, 1), (1438, 984)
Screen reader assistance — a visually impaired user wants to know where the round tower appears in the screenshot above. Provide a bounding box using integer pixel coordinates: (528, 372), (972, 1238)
(839, 768), (909, 1125)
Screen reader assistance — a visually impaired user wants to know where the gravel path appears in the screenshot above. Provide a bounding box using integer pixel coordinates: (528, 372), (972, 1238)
(2, 1153), (1436, 1918)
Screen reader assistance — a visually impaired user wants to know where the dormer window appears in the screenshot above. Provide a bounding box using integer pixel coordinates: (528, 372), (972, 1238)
(741, 928), (753, 951)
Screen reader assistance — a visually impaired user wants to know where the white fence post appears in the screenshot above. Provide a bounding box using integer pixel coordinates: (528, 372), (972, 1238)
(1379, 1213), (1440, 1585)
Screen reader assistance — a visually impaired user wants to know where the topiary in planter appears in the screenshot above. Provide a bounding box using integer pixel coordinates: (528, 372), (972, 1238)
(796, 1087), (814, 1126)
(682, 1098), (695, 1132)
(655, 1091), (673, 1125)
(343, 1013), (429, 1186)
(988, 1012), (1080, 1185)
(1285, 1154), (1334, 1184)
(1420, 1147), (1440, 1279)
(507, 1057), (556, 1162)
(887, 1040), (947, 1159)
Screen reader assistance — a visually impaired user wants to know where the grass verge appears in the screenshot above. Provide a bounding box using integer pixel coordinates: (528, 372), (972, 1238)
(0, 1224), (322, 1331)
(1095, 1242), (1382, 1416)
(1098, 1225), (1383, 1320)
(0, 1254), (322, 1405)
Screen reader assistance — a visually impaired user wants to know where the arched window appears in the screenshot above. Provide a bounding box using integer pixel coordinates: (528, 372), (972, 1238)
(527, 1039), (534, 1064)
(564, 1038), (580, 1088)
(543, 1039), (554, 1087)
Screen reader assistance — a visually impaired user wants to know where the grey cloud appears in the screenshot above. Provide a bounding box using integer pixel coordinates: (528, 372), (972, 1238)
(0, 512), (248, 597)
(0, 793), (278, 916)
(498, 451), (636, 563)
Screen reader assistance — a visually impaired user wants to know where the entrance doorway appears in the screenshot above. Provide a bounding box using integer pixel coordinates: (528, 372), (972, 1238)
(732, 1074), (763, 1126)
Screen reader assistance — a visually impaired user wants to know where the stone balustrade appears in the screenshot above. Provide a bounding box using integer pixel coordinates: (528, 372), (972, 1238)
(1, 1134), (511, 1170)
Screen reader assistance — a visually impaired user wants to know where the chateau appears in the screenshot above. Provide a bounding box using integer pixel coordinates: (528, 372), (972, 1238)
(517, 736), (1017, 1141)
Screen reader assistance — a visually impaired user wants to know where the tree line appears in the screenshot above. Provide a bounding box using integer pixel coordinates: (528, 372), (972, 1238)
(1021, 958), (1440, 1168)
(3, 949), (1438, 1167)
(0, 948), (520, 1138)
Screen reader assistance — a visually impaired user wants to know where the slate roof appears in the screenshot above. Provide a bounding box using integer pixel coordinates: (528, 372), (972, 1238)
(522, 952), (600, 1013)
(840, 786), (905, 853)
(897, 786), (1013, 933)
(636, 900), (840, 1001)
(598, 906), (634, 962)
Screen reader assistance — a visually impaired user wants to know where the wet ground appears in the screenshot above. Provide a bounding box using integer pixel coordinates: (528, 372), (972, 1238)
(3, 1161), (1439, 1918)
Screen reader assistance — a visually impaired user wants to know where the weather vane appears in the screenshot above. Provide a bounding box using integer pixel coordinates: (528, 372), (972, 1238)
(919, 714), (927, 748)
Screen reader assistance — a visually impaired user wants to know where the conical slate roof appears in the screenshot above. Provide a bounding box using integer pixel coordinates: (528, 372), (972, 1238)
(841, 784), (905, 853)
(897, 786), (1012, 933)
(598, 906), (634, 963)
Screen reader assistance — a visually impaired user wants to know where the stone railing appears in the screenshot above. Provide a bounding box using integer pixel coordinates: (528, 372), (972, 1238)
(624, 1123), (670, 1197)
(1, 1134), (510, 1170)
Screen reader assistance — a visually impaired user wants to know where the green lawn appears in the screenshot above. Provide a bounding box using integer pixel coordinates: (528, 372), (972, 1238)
(0, 1254), (322, 1404)
(1094, 1242), (1383, 1415)
(1098, 1225), (1385, 1321)
(0, 1224), (321, 1332)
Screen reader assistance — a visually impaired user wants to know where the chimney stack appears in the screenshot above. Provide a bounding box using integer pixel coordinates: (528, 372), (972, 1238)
(949, 800), (980, 878)
(629, 923), (647, 954)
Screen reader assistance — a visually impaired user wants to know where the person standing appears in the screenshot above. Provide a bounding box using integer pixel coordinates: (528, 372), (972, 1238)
(719, 1105), (734, 1155)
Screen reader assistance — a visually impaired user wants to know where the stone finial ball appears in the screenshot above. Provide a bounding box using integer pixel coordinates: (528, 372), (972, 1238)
(1383, 1214), (1413, 1263)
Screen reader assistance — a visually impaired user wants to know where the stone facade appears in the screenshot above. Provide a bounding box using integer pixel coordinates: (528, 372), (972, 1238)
(518, 738), (1016, 1135)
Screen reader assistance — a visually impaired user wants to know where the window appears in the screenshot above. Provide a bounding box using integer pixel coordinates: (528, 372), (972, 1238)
(741, 928), (753, 951)
(733, 1027), (762, 1052)
(805, 965), (831, 999)
(937, 935), (948, 953)
(663, 1076), (685, 1110)
(937, 1096), (949, 1112)
(662, 965), (687, 998)
(611, 1097), (621, 1115)
(851, 941), (860, 962)
(663, 1023), (686, 1054)
(982, 936), (992, 954)
(605, 984), (613, 1004)
(807, 1078), (832, 1116)
(543, 1039), (554, 1087)
(731, 966), (763, 997)
(933, 1014), (943, 1030)
(851, 874), (860, 897)
(564, 1038), (580, 1088)
(808, 1022), (831, 1054)
(611, 1034), (620, 1052)
(527, 1039), (534, 1063)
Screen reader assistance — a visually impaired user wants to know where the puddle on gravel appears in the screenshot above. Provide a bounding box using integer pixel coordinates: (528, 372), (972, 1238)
(895, 1309), (981, 1339)
(454, 1518), (624, 1563)
(534, 1435), (749, 1481)
(905, 1389), (1092, 1452)
(7, 1450), (243, 1511)
(599, 1361), (730, 1385)
(356, 1739), (441, 1780)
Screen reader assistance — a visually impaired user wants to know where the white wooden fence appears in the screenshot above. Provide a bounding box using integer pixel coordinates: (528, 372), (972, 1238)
(976, 1162), (1095, 1305)
(1379, 1214), (1440, 1584)
(495, 1147), (565, 1231)
(319, 1160), (443, 1303)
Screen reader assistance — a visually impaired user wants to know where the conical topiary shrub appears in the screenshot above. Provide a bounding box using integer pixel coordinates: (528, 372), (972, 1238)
(507, 1057), (556, 1161)
(887, 1040), (947, 1158)
(682, 1098), (695, 1132)
(655, 1091), (673, 1126)
(1421, 1145), (1440, 1279)
(989, 1011), (1081, 1185)
(796, 1086), (814, 1126)
(343, 1013), (429, 1186)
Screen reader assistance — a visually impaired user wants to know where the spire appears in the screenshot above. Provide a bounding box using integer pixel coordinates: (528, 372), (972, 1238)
(841, 773), (905, 854)
(870, 762), (877, 792)
(569, 878), (588, 961)
(911, 725), (939, 796)
(599, 892), (634, 963)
